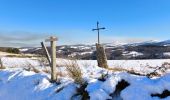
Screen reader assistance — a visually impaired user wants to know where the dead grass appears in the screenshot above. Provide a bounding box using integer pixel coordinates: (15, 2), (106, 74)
(24, 62), (40, 73)
(32, 66), (41, 73)
(107, 67), (128, 72)
(37, 56), (49, 66)
(107, 67), (146, 76)
(147, 62), (170, 78)
(42, 67), (51, 74)
(108, 62), (170, 78)
(64, 60), (84, 84)
(0, 66), (6, 69)
(5, 54), (38, 58)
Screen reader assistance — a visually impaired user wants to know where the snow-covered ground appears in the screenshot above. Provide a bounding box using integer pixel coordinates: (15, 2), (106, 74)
(0, 57), (170, 100)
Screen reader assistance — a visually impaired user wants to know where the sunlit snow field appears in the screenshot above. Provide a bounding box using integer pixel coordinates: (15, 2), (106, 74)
(0, 57), (170, 100)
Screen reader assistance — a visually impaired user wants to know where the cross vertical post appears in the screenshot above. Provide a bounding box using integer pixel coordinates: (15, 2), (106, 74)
(92, 21), (105, 44)
(97, 22), (100, 44)
(45, 36), (58, 82)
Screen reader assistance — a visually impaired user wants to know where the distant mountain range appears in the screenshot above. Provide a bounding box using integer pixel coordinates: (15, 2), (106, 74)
(16, 39), (170, 59)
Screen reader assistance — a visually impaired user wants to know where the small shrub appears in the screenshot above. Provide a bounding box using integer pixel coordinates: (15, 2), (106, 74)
(6, 48), (20, 54)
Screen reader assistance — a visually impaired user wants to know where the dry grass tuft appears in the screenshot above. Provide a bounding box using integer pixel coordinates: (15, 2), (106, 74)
(108, 62), (170, 78)
(107, 67), (146, 76)
(147, 62), (170, 78)
(107, 67), (128, 72)
(0, 66), (6, 69)
(32, 66), (41, 73)
(42, 67), (51, 74)
(37, 56), (49, 66)
(24, 62), (40, 73)
(65, 60), (84, 84)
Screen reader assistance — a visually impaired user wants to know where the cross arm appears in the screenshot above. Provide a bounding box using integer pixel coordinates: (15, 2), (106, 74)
(92, 27), (106, 31)
(92, 29), (99, 31)
(98, 27), (106, 30)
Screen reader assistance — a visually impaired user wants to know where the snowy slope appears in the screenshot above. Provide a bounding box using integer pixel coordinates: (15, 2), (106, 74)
(0, 69), (77, 100)
(1, 57), (170, 74)
(0, 57), (170, 100)
(1, 69), (170, 100)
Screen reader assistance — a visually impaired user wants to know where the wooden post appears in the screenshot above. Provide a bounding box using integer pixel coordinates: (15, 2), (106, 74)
(41, 42), (51, 65)
(0, 57), (3, 68)
(45, 36), (58, 82)
(96, 43), (108, 68)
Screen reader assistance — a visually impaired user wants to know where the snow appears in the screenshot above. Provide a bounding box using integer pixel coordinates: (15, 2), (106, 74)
(1, 57), (40, 68)
(89, 89), (112, 100)
(68, 51), (93, 57)
(0, 69), (77, 100)
(122, 51), (143, 57)
(78, 46), (92, 50)
(0, 57), (170, 100)
(86, 73), (170, 100)
(80, 51), (93, 55)
(57, 50), (63, 53)
(1, 57), (170, 76)
(19, 48), (29, 52)
(68, 52), (79, 57)
(70, 46), (78, 49)
(164, 52), (170, 56)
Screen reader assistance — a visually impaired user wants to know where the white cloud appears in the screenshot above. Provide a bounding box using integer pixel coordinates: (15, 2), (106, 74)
(0, 30), (161, 47)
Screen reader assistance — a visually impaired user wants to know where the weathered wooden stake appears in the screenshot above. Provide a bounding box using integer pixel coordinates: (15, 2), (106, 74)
(45, 36), (58, 82)
(96, 43), (108, 68)
(0, 57), (3, 68)
(41, 42), (51, 64)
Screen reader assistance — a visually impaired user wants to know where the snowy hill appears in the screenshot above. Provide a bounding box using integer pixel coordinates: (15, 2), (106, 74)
(19, 40), (170, 60)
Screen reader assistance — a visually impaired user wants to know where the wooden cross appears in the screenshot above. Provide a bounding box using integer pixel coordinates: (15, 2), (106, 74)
(92, 21), (106, 44)
(45, 36), (58, 82)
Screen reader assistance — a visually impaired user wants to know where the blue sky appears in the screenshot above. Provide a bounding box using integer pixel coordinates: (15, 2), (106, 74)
(0, 0), (170, 47)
